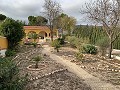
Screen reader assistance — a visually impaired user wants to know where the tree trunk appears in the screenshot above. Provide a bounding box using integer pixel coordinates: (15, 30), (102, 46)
(57, 48), (59, 52)
(108, 41), (112, 59)
(51, 30), (53, 41)
(35, 62), (38, 68)
(50, 25), (54, 41)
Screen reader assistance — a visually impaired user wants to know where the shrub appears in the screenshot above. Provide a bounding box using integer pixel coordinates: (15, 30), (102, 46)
(51, 39), (60, 52)
(32, 55), (42, 68)
(96, 37), (109, 56)
(5, 49), (16, 57)
(82, 44), (97, 54)
(32, 43), (37, 48)
(1, 18), (25, 50)
(75, 52), (83, 61)
(57, 38), (65, 45)
(0, 57), (27, 90)
(66, 36), (78, 48)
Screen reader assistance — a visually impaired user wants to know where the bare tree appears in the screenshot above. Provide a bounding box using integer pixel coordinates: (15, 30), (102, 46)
(80, 0), (120, 58)
(43, 0), (62, 41)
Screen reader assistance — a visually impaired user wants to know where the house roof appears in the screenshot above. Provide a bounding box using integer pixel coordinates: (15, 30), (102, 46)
(23, 26), (49, 30)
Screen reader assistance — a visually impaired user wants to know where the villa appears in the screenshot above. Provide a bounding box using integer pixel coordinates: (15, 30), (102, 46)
(23, 26), (59, 43)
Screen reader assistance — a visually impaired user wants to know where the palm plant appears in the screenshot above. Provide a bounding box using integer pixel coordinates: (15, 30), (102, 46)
(32, 55), (42, 68)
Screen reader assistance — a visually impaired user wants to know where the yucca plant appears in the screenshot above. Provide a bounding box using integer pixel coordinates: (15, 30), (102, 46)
(32, 55), (42, 68)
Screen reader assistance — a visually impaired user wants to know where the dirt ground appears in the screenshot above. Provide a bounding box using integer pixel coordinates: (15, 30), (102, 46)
(13, 45), (91, 90)
(54, 47), (120, 89)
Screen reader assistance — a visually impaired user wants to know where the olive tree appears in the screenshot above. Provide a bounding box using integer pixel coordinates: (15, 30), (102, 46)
(80, 0), (120, 58)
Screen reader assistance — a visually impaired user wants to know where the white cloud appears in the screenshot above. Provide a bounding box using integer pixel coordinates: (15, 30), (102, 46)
(0, 0), (90, 24)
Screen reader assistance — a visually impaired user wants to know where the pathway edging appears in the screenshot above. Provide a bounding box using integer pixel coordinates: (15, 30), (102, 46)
(42, 45), (119, 90)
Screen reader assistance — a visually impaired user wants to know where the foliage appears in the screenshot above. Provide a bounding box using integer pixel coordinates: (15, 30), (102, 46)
(96, 37), (109, 56)
(74, 25), (105, 44)
(57, 13), (77, 36)
(82, 44), (97, 54)
(28, 16), (48, 26)
(5, 49), (16, 57)
(28, 32), (38, 42)
(75, 52), (83, 61)
(0, 14), (6, 36)
(74, 25), (120, 50)
(57, 38), (65, 45)
(0, 57), (27, 90)
(0, 14), (6, 21)
(33, 55), (42, 68)
(80, 0), (120, 58)
(66, 36), (78, 48)
(1, 18), (25, 50)
(32, 43), (37, 48)
(51, 39), (61, 52)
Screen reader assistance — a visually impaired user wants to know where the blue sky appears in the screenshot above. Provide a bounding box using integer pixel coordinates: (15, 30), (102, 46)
(0, 0), (90, 24)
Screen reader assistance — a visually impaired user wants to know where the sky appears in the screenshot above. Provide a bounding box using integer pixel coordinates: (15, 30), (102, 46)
(0, 0), (90, 25)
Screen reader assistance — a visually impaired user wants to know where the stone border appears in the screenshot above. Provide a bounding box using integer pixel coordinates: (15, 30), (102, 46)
(29, 68), (67, 81)
(27, 64), (46, 71)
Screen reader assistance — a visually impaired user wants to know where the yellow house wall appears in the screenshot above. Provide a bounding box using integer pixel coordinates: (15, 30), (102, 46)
(24, 29), (58, 38)
(25, 29), (51, 35)
(0, 36), (8, 50)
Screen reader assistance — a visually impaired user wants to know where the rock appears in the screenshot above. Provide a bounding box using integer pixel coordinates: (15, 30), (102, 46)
(36, 77), (38, 80)
(91, 67), (95, 69)
(119, 70), (120, 72)
(111, 69), (114, 72)
(43, 54), (47, 56)
(81, 66), (85, 68)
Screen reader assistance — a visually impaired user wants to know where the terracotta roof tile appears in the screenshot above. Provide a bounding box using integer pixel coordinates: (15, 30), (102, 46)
(23, 26), (49, 30)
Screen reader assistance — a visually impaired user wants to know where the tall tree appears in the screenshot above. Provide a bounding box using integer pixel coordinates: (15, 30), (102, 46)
(80, 0), (120, 58)
(0, 14), (6, 21)
(36, 16), (48, 26)
(28, 16), (36, 25)
(43, 0), (62, 41)
(57, 13), (76, 36)
(0, 14), (6, 35)
(28, 16), (48, 26)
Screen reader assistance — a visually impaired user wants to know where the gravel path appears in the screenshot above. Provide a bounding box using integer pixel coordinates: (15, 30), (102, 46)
(42, 45), (119, 90)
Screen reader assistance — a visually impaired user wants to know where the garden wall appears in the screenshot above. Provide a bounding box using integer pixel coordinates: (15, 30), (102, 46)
(0, 36), (8, 50)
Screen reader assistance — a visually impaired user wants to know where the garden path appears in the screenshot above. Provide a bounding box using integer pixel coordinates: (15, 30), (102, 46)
(42, 45), (119, 90)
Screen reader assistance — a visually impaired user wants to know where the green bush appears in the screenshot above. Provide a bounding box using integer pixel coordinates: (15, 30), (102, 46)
(82, 44), (97, 54)
(1, 18), (25, 50)
(51, 39), (60, 52)
(0, 57), (27, 90)
(5, 49), (16, 57)
(66, 36), (78, 48)
(57, 38), (65, 45)
(75, 52), (83, 61)
(96, 37), (109, 56)
(32, 43), (37, 48)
